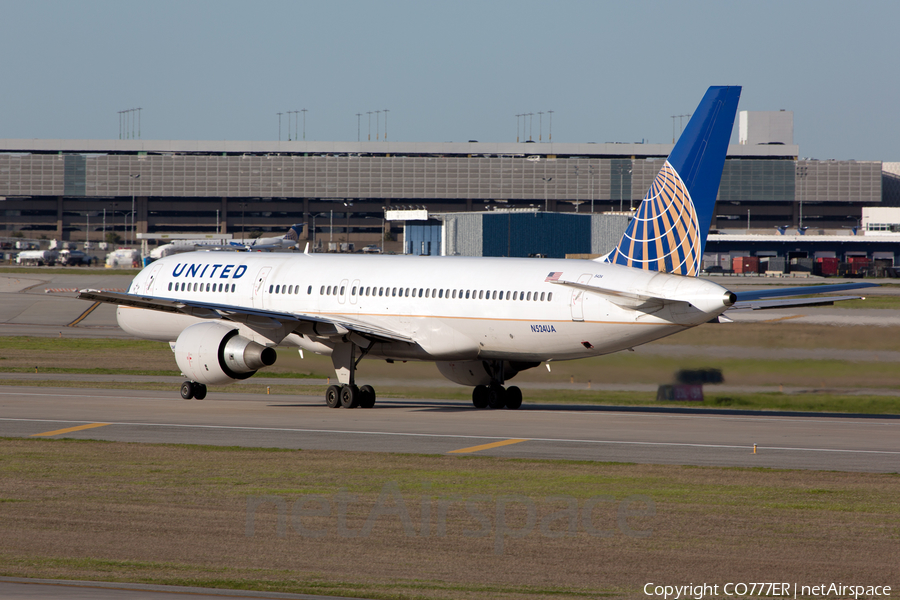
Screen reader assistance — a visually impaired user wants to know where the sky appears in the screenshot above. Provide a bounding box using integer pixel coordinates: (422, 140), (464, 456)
(1, 0), (897, 160)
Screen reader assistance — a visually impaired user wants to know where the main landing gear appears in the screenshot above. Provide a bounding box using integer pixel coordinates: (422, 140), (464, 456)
(472, 384), (522, 410)
(324, 342), (377, 409)
(180, 381), (207, 400)
(471, 360), (523, 410)
(325, 384), (376, 409)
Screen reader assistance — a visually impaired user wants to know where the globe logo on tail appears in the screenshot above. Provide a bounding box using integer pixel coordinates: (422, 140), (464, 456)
(607, 161), (701, 276)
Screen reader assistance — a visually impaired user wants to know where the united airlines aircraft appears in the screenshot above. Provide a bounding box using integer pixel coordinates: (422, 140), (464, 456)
(79, 86), (874, 409)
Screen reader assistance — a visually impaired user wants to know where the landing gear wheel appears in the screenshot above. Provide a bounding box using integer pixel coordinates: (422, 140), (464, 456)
(472, 385), (489, 409)
(359, 385), (376, 408)
(192, 383), (208, 400)
(505, 386), (522, 410)
(340, 384), (360, 409)
(325, 385), (342, 408)
(180, 381), (194, 400)
(487, 385), (506, 410)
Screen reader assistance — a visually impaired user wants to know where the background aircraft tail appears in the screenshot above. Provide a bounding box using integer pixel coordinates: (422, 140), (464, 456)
(284, 224), (303, 242)
(605, 86), (741, 276)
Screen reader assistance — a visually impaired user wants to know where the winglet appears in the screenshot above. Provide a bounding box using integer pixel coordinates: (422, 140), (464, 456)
(605, 86), (741, 276)
(303, 242), (310, 255)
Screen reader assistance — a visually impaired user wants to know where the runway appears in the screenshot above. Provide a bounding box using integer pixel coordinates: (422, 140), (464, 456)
(1, 385), (898, 472)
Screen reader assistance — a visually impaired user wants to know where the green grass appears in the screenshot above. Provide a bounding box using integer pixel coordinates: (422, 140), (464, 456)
(1, 438), (898, 599)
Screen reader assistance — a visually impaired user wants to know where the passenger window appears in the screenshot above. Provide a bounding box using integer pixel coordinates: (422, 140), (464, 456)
(320, 285), (325, 295)
(194, 283), (199, 292)
(527, 292), (531, 301)
(492, 291), (497, 300)
(351, 286), (357, 295)
(548, 292), (552, 301)
(206, 283), (211, 292)
(513, 291), (518, 300)
(425, 289), (430, 298)
(326, 285), (331, 295)
(540, 292), (545, 301)
(438, 289), (443, 298)
(464, 290), (469, 299)
(379, 287), (384, 297)
(340, 286), (345, 295)
(452, 290), (457, 299)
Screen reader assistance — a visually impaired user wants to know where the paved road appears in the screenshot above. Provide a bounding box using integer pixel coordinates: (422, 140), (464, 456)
(0, 577), (363, 600)
(1, 385), (897, 472)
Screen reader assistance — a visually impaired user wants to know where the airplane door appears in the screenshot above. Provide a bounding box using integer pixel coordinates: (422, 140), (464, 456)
(144, 263), (164, 295)
(570, 273), (593, 322)
(350, 279), (360, 305)
(252, 266), (272, 308)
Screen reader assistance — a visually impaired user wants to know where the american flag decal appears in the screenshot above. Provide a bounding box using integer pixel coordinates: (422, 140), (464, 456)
(545, 272), (563, 282)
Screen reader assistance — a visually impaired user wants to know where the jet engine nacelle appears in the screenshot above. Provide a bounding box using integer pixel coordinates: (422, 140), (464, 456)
(436, 360), (539, 387)
(174, 322), (277, 386)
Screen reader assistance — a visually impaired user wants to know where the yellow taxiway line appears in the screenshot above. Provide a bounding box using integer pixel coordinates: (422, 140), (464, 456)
(31, 423), (111, 437)
(447, 438), (529, 454)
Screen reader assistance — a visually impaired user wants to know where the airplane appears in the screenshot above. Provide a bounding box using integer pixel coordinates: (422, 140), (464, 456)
(78, 86), (876, 409)
(148, 224), (304, 260)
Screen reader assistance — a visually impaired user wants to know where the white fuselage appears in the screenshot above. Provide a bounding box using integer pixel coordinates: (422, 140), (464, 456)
(117, 252), (733, 364)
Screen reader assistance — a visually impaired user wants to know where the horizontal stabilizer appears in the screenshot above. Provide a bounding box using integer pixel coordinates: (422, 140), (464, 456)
(733, 282), (878, 303)
(549, 279), (678, 311)
(731, 295), (864, 311)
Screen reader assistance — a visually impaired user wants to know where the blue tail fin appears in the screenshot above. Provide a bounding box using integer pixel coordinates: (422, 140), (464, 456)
(284, 224), (303, 242)
(605, 86), (741, 276)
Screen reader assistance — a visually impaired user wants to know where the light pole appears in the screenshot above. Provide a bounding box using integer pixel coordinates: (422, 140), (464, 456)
(277, 113), (283, 141)
(310, 212), (328, 252)
(367, 112), (373, 141)
(376, 110), (381, 141)
(129, 174), (140, 245)
(383, 109), (389, 141)
(796, 163), (808, 230)
(547, 110), (553, 142)
(301, 108), (307, 140)
(538, 111), (543, 142)
(615, 163), (631, 211)
(542, 177), (553, 211)
(356, 113), (362, 142)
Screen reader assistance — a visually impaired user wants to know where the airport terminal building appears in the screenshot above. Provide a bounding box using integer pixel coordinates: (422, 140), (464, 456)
(0, 110), (896, 260)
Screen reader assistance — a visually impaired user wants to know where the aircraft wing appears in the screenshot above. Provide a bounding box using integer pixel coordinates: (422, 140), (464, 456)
(729, 282), (878, 311)
(77, 290), (414, 344)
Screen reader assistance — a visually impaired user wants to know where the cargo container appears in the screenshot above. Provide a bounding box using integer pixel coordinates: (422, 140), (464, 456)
(815, 257), (839, 276)
(790, 257), (814, 273)
(732, 256), (760, 274)
(761, 256), (785, 274)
